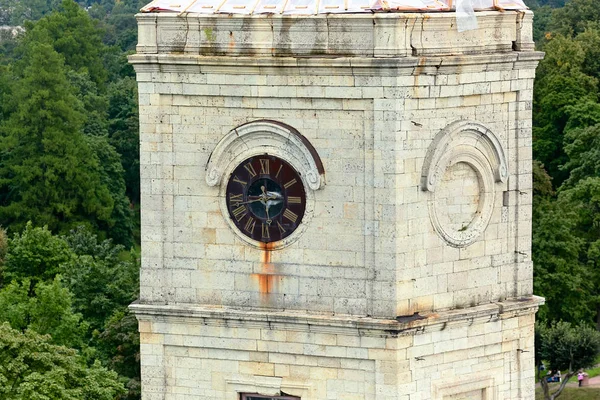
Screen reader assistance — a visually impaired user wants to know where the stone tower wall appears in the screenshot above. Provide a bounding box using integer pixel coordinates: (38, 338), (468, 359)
(131, 10), (543, 399)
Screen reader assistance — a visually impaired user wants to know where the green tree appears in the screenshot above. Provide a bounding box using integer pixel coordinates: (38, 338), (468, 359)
(533, 161), (554, 202)
(558, 178), (600, 326)
(548, 0), (600, 37)
(60, 226), (138, 331)
(3, 223), (73, 284)
(0, 226), (7, 271)
(0, 278), (88, 349)
(85, 135), (134, 247)
(61, 226), (140, 399)
(22, 0), (108, 88)
(533, 34), (598, 185)
(536, 321), (600, 400)
(0, 322), (125, 400)
(68, 70), (110, 137)
(1, 224), (140, 398)
(532, 199), (593, 324)
(525, 0), (567, 8)
(4, 2), (136, 245)
(0, 42), (115, 237)
(562, 123), (600, 189)
(107, 77), (140, 205)
(0, 0), (62, 25)
(97, 310), (141, 400)
(576, 27), (600, 81)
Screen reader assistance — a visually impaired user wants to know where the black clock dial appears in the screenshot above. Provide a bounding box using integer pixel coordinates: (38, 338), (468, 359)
(226, 155), (306, 243)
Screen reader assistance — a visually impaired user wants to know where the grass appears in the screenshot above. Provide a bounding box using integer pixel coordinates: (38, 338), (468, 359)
(535, 387), (600, 400)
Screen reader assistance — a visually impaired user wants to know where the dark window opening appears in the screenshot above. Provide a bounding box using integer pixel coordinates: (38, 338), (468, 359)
(240, 394), (300, 400)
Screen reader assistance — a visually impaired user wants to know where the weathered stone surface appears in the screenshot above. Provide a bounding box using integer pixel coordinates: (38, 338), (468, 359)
(131, 10), (543, 399)
(132, 298), (541, 399)
(135, 12), (532, 58)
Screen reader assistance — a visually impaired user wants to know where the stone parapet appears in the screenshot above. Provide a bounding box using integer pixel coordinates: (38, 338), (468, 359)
(135, 11), (534, 58)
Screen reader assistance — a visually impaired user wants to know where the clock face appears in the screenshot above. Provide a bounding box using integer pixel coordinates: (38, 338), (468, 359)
(225, 155), (306, 243)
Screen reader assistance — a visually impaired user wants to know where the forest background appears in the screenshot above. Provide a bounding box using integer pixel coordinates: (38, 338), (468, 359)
(0, 0), (598, 398)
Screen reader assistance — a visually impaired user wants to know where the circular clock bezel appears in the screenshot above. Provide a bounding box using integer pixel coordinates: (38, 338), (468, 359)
(221, 153), (312, 248)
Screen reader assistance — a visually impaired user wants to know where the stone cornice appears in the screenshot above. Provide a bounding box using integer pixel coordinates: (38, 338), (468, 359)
(130, 296), (544, 337)
(129, 51), (544, 75)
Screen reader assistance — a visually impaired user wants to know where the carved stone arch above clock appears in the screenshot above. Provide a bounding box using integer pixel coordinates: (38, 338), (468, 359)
(421, 120), (509, 248)
(205, 120), (325, 191)
(421, 120), (508, 192)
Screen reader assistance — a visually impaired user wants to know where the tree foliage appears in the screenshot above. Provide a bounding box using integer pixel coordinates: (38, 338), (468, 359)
(0, 323), (125, 400)
(536, 321), (600, 399)
(0, 0), (141, 396)
(532, 199), (593, 323)
(3, 223), (73, 283)
(0, 224), (140, 397)
(0, 1), (135, 246)
(22, 0), (108, 88)
(0, 42), (115, 237)
(107, 77), (140, 205)
(61, 226), (138, 332)
(0, 278), (88, 349)
(532, 0), (600, 329)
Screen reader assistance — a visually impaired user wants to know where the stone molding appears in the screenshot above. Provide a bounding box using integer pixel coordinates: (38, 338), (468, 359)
(422, 120), (508, 247)
(135, 11), (534, 58)
(129, 51), (545, 76)
(130, 296), (544, 337)
(422, 120), (508, 191)
(225, 376), (312, 399)
(432, 375), (496, 400)
(206, 119), (325, 191)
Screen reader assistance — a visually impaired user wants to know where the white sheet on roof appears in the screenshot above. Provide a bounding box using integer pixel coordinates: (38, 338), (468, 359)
(140, 0), (526, 14)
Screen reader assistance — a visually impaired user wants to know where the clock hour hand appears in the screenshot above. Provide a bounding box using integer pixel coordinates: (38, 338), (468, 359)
(265, 204), (271, 225)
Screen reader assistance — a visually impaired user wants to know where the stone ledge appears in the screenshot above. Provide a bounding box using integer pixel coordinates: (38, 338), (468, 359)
(129, 51), (545, 76)
(130, 295), (544, 337)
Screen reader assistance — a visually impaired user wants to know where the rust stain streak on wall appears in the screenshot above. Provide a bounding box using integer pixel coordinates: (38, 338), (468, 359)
(253, 241), (277, 297)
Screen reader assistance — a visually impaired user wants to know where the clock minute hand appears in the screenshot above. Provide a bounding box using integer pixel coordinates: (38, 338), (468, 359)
(239, 198), (263, 205)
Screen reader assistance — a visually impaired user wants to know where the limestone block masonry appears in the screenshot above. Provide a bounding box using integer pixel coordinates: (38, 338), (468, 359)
(130, 10), (544, 400)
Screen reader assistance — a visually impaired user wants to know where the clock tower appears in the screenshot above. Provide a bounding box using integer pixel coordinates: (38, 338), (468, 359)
(131, 5), (544, 399)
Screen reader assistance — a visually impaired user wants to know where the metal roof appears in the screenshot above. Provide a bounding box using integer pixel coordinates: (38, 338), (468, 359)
(141, 0), (527, 15)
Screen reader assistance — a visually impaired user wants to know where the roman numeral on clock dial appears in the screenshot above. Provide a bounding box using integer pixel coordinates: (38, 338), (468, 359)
(232, 175), (247, 187)
(244, 162), (257, 178)
(287, 196), (302, 204)
(229, 193), (243, 207)
(283, 208), (298, 223)
(244, 218), (256, 234)
(232, 205), (247, 222)
(260, 159), (269, 175)
(261, 223), (270, 239)
(283, 178), (297, 189)
(277, 221), (286, 235)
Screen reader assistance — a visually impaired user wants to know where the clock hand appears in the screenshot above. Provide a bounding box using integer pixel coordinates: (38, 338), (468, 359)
(265, 204), (271, 225)
(260, 185), (273, 224)
(238, 191), (280, 206)
(238, 198), (264, 205)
